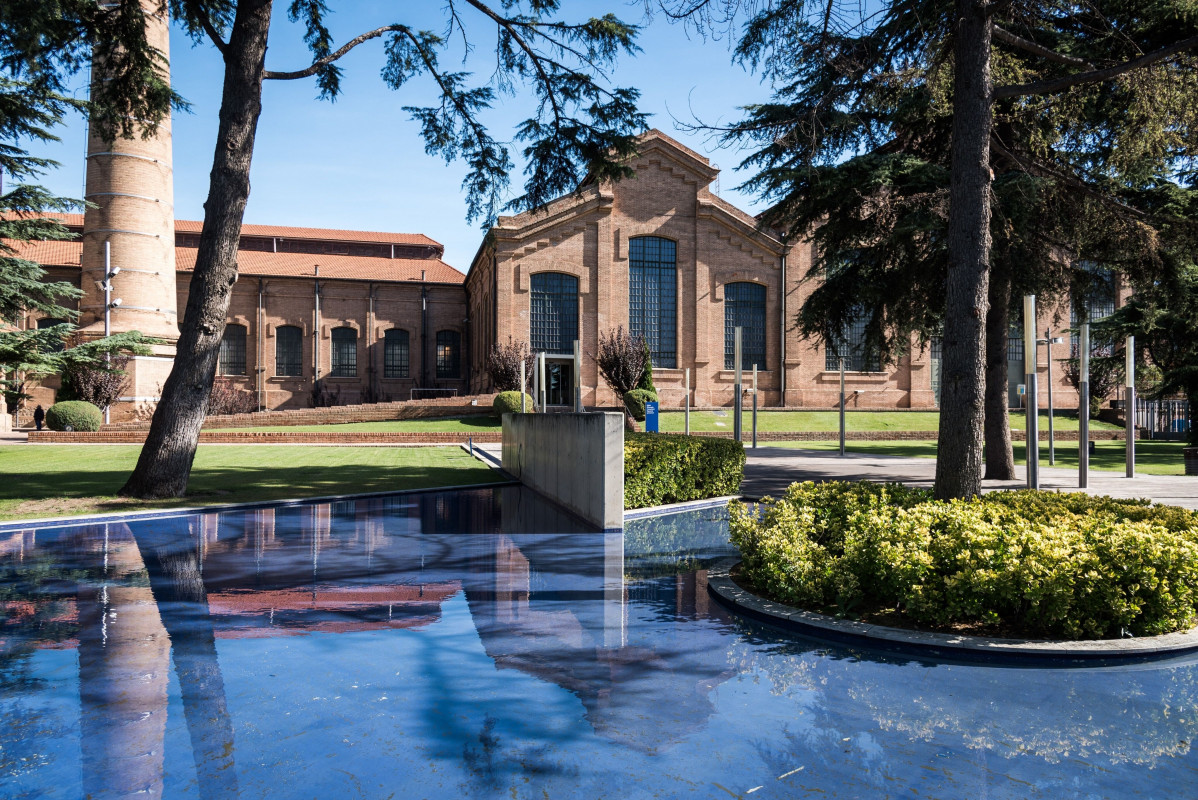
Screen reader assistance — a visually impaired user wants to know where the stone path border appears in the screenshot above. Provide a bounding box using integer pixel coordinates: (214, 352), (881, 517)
(706, 557), (1198, 663)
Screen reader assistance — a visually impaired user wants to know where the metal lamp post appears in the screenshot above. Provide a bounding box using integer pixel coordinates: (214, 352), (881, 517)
(839, 357), (846, 457)
(733, 327), (743, 442)
(1079, 323), (1090, 488)
(101, 241), (122, 425)
(1023, 295), (1040, 489)
(1037, 329), (1065, 464)
(1126, 335), (1136, 478)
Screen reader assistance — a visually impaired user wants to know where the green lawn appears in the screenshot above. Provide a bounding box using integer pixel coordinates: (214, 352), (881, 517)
(216, 409), (1120, 435)
(0, 445), (503, 522)
(778, 438), (1187, 475)
(659, 409), (1121, 433)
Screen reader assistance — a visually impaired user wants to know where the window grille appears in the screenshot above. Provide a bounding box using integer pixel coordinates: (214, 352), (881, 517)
(384, 329), (410, 378)
(275, 325), (303, 376)
(724, 283), (766, 370)
(219, 324), (248, 375)
(330, 327), (357, 377)
(36, 317), (67, 353)
(1071, 263), (1116, 354)
(629, 236), (677, 368)
(530, 273), (579, 352)
(436, 330), (461, 378)
(824, 311), (878, 372)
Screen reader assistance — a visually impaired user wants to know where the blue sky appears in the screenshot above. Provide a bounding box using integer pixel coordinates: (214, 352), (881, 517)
(26, 2), (773, 272)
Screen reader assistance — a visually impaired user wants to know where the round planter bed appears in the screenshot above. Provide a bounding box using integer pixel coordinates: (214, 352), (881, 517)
(706, 557), (1198, 664)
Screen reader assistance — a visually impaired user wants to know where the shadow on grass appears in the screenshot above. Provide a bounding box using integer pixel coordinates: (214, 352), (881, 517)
(0, 463), (505, 520)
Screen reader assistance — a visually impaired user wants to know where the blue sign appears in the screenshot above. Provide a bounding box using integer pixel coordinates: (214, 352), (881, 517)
(645, 401), (659, 432)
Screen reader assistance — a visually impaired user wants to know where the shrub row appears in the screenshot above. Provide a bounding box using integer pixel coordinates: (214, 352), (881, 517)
(730, 482), (1198, 640)
(493, 391), (534, 417)
(625, 433), (745, 509)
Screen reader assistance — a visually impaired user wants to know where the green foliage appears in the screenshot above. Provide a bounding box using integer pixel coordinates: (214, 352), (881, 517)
(622, 389), (657, 421)
(492, 390), (533, 417)
(731, 481), (1198, 639)
(45, 401), (102, 432)
(624, 433), (745, 509)
(637, 340), (657, 393)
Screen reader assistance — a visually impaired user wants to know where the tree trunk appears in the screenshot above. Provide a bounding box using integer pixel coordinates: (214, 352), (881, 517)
(120, 0), (273, 499)
(983, 263), (1016, 479)
(934, 0), (994, 500)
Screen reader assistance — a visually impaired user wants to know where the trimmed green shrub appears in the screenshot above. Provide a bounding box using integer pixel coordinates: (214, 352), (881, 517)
(625, 433), (745, 508)
(493, 391), (534, 417)
(45, 400), (103, 432)
(623, 389), (657, 421)
(638, 341), (657, 394)
(730, 482), (1198, 639)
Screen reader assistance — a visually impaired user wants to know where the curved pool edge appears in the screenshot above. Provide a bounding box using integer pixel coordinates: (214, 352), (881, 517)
(706, 557), (1198, 664)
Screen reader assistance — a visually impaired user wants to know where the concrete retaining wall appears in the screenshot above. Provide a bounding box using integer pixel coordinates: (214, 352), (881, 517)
(502, 412), (624, 531)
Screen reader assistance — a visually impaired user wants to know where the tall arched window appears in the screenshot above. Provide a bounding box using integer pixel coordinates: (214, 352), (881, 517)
(36, 317), (67, 353)
(219, 323), (247, 375)
(530, 272), (579, 352)
(275, 325), (302, 377)
(436, 330), (461, 378)
(825, 311), (879, 372)
(629, 236), (677, 368)
(724, 282), (766, 370)
(330, 327), (357, 377)
(384, 329), (410, 378)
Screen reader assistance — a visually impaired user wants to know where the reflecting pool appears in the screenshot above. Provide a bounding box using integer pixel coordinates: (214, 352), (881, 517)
(2, 485), (1197, 799)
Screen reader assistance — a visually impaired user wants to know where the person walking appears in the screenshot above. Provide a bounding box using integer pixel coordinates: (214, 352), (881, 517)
(32, 404), (45, 431)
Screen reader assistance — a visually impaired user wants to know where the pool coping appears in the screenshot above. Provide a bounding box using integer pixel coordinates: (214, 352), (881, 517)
(624, 495), (738, 520)
(706, 557), (1198, 663)
(0, 480), (519, 533)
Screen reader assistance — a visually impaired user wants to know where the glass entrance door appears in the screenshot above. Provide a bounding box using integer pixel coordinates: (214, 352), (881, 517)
(545, 361), (574, 407)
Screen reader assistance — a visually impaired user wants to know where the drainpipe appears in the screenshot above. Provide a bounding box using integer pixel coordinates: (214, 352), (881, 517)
(779, 251), (787, 408)
(420, 270), (429, 386)
(257, 278), (264, 410)
(314, 266), (321, 394)
(368, 283), (376, 400)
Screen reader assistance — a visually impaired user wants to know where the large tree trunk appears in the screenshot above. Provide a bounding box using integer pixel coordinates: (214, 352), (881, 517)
(934, 0), (994, 500)
(983, 262), (1016, 479)
(121, 1), (273, 498)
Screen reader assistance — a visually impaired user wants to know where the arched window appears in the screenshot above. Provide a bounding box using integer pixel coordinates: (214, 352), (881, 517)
(530, 273), (579, 352)
(330, 327), (357, 377)
(436, 330), (461, 379)
(384, 329), (410, 378)
(825, 311), (879, 372)
(219, 324), (247, 375)
(275, 325), (303, 377)
(1071, 262), (1116, 352)
(36, 317), (68, 353)
(629, 236), (677, 368)
(724, 282), (766, 370)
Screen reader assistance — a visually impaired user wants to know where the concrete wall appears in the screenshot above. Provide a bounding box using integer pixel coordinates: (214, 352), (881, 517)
(501, 412), (624, 530)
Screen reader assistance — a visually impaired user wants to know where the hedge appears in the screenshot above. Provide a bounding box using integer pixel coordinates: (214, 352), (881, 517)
(46, 400), (103, 432)
(625, 432), (745, 509)
(623, 389), (657, 421)
(493, 390), (534, 417)
(730, 481), (1198, 640)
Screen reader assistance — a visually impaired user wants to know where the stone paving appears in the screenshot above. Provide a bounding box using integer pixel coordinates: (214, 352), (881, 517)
(742, 445), (1198, 509)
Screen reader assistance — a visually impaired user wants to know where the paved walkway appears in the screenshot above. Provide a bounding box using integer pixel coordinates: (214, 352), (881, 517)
(742, 446), (1198, 509)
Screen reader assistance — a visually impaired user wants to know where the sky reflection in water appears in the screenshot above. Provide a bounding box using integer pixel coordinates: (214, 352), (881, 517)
(1, 485), (1197, 799)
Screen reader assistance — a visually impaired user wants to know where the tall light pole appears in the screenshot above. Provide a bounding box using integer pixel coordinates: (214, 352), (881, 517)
(101, 241), (122, 425)
(1023, 295), (1039, 489)
(839, 357), (846, 457)
(1126, 335), (1136, 478)
(1079, 323), (1090, 489)
(733, 327), (743, 442)
(1038, 329), (1065, 465)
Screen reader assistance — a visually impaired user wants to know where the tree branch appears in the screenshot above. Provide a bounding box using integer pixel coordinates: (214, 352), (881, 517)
(991, 25), (1091, 68)
(263, 25), (404, 81)
(463, 0), (565, 129)
(994, 34), (1198, 99)
(185, 0), (228, 56)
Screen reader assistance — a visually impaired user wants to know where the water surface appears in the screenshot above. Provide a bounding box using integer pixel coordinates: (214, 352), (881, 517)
(2, 486), (1196, 799)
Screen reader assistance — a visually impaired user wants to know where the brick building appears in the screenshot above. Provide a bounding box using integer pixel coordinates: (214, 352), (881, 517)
(13, 217), (468, 419)
(465, 130), (1092, 411)
(12, 129), (1098, 421)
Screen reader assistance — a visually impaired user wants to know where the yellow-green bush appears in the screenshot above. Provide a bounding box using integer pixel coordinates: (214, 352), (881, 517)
(624, 433), (744, 509)
(45, 400), (103, 432)
(730, 482), (1198, 639)
(492, 390), (533, 417)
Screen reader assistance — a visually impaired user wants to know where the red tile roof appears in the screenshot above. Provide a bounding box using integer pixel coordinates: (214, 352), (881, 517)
(6, 217), (466, 284)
